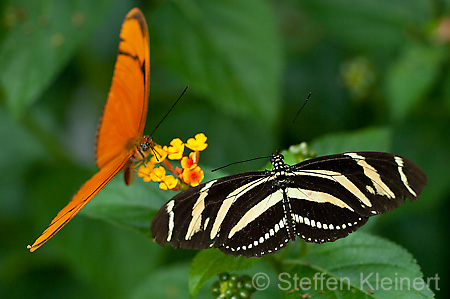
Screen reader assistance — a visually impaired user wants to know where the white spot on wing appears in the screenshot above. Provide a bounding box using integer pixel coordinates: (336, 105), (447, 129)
(274, 223), (280, 233)
(279, 218), (285, 228)
(366, 185), (375, 194)
(304, 217), (310, 226)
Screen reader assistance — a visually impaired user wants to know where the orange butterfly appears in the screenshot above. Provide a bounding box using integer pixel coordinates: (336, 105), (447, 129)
(28, 8), (153, 252)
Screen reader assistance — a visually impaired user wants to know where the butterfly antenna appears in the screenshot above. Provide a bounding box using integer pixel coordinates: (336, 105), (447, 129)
(286, 92), (311, 132)
(149, 86), (189, 137)
(151, 146), (161, 162)
(212, 156), (272, 172)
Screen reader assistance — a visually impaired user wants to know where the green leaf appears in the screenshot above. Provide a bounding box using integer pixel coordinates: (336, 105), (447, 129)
(304, 0), (433, 53)
(0, 0), (111, 119)
(132, 263), (191, 299)
(132, 263), (214, 299)
(61, 217), (165, 299)
(81, 176), (171, 235)
(282, 232), (434, 298)
(444, 70), (450, 110)
(81, 166), (227, 234)
(189, 249), (260, 297)
(385, 43), (445, 120)
(0, 107), (45, 219)
(310, 126), (392, 155)
(151, 0), (282, 126)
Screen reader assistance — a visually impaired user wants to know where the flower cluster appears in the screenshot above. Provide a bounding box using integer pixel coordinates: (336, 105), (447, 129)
(137, 133), (207, 191)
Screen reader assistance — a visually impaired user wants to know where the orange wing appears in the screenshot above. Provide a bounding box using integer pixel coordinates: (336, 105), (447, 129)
(96, 8), (150, 169)
(28, 8), (150, 252)
(27, 154), (132, 252)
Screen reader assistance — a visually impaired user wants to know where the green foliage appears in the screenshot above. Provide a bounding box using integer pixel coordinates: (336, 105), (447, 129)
(189, 249), (260, 297)
(385, 43), (446, 120)
(188, 233), (434, 298)
(132, 263), (212, 299)
(81, 165), (225, 235)
(1, 0), (448, 298)
(310, 127), (392, 155)
(283, 232), (434, 298)
(151, 0), (282, 126)
(81, 176), (169, 235)
(0, 0), (112, 120)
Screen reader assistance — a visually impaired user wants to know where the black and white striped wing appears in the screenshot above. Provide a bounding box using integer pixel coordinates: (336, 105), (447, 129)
(151, 171), (294, 257)
(151, 151), (426, 258)
(284, 152), (426, 244)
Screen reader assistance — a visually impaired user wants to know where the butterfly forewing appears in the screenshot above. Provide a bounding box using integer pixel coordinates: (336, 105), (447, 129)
(151, 151), (427, 257)
(96, 8), (150, 169)
(291, 152), (425, 214)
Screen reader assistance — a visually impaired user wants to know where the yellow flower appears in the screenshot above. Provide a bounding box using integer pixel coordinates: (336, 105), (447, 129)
(137, 164), (154, 182)
(138, 133), (207, 190)
(182, 165), (204, 187)
(185, 133), (208, 152)
(159, 175), (178, 190)
(150, 145), (168, 164)
(167, 138), (185, 160)
(150, 166), (166, 182)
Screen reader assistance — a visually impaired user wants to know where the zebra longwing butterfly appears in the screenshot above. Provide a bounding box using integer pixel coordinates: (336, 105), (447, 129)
(151, 151), (426, 257)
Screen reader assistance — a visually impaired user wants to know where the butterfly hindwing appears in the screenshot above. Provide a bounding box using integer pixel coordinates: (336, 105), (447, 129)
(152, 172), (292, 257)
(285, 183), (369, 243)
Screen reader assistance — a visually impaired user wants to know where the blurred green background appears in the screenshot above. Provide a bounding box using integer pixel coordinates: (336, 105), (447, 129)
(1, 0), (449, 298)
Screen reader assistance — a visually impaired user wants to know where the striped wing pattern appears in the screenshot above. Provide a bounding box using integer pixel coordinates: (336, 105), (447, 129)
(151, 152), (426, 257)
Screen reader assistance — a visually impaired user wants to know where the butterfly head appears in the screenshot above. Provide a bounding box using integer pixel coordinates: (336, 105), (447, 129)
(140, 136), (154, 152)
(130, 135), (155, 162)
